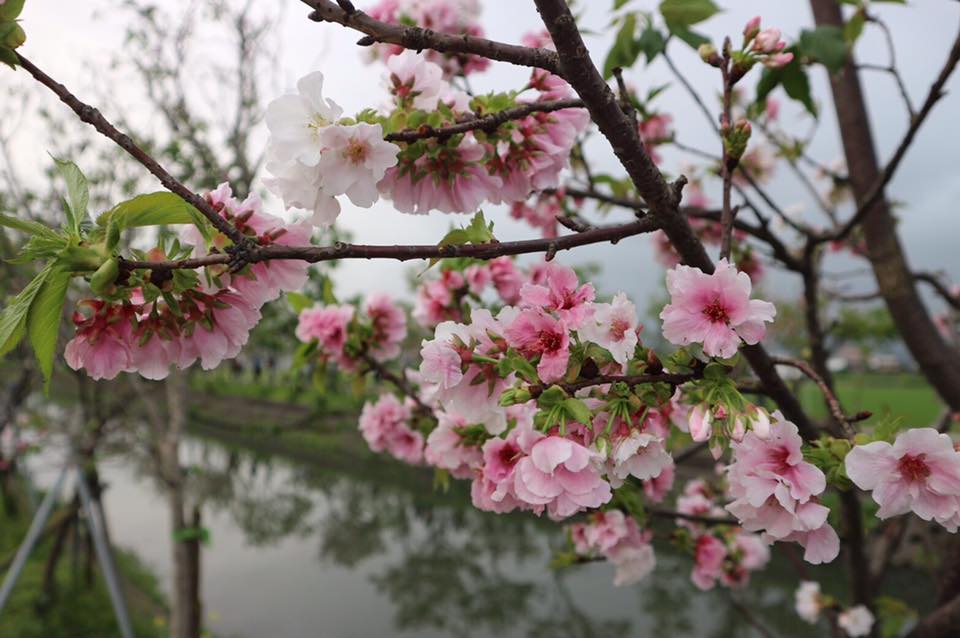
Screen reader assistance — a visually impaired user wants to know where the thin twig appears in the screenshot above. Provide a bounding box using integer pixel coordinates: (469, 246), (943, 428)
(15, 54), (246, 247)
(822, 24), (960, 243)
(770, 357), (864, 436)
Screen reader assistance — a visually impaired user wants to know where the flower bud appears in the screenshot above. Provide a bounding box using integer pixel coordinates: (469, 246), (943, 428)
(743, 16), (761, 41)
(2, 23), (25, 49)
(753, 28), (783, 54)
(698, 43), (722, 67)
(0, 0), (27, 22)
(688, 404), (713, 442)
(89, 257), (120, 296)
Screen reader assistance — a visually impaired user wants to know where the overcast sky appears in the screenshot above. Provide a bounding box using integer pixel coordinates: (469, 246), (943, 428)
(3, 0), (959, 315)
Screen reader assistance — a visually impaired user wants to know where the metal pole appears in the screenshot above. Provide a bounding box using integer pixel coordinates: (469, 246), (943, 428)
(0, 463), (68, 613)
(75, 470), (134, 638)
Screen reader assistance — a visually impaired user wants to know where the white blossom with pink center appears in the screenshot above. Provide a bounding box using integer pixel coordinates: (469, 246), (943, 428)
(424, 412), (483, 479)
(384, 50), (445, 111)
(845, 427), (960, 527)
(315, 122), (399, 208)
(660, 259), (776, 358)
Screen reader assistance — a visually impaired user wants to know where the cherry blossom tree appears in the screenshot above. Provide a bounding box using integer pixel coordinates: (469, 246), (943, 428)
(2, 0), (960, 636)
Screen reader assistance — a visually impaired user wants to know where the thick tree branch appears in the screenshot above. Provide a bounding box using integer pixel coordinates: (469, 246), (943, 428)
(531, 0), (816, 440)
(299, 0), (563, 75)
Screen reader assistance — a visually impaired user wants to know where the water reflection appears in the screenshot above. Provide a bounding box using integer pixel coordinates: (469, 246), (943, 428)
(24, 430), (830, 638)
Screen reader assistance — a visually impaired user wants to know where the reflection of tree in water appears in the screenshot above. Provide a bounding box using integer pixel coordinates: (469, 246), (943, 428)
(166, 441), (830, 638)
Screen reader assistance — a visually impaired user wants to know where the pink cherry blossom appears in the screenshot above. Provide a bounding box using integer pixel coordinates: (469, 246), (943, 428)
(504, 309), (570, 383)
(845, 427), (960, 526)
(424, 412), (483, 479)
(384, 50), (445, 110)
(608, 430), (673, 486)
(795, 581), (822, 623)
(519, 262), (595, 328)
(316, 123), (399, 207)
(753, 28), (786, 54)
(512, 435), (612, 519)
(577, 292), (640, 370)
(358, 394), (424, 464)
(838, 606), (874, 637)
(642, 462), (675, 503)
(296, 304), (355, 362)
(660, 259), (776, 358)
(489, 257), (523, 304)
(691, 534), (727, 591)
(364, 293), (407, 362)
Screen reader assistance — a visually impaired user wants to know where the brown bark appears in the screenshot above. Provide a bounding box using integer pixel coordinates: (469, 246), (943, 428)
(809, 0), (960, 412)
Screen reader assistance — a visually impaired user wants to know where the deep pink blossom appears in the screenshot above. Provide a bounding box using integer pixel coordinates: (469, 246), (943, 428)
(519, 262), (595, 328)
(504, 309), (570, 383)
(691, 534), (727, 590)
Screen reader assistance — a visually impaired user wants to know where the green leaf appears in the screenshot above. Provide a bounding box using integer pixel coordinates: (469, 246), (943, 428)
(659, 0), (719, 29)
(668, 24), (711, 50)
(0, 266), (51, 358)
(98, 192), (207, 232)
(0, 46), (18, 69)
(0, 212), (60, 240)
(563, 398), (594, 424)
(799, 26), (848, 74)
(756, 50), (817, 118)
(27, 266), (71, 392)
(53, 158), (89, 234)
(636, 26), (666, 64)
(844, 11), (866, 45)
(0, 0), (26, 21)
(603, 13), (640, 79)
(287, 291), (313, 314)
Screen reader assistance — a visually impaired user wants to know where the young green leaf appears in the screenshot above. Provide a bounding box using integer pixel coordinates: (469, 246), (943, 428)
(603, 13), (640, 79)
(27, 266), (72, 392)
(98, 192), (208, 233)
(659, 0), (719, 29)
(0, 212), (61, 240)
(0, 266), (51, 358)
(799, 26), (849, 75)
(53, 157), (89, 235)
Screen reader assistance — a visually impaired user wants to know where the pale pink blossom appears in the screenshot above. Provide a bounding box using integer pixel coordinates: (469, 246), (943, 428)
(358, 394), (424, 464)
(384, 50), (445, 110)
(264, 71), (342, 166)
(753, 28), (786, 54)
(795, 581), (822, 623)
(489, 257), (523, 304)
(608, 431), (672, 486)
(845, 428), (960, 526)
(660, 259), (776, 358)
(316, 123), (399, 207)
(577, 293), (639, 370)
(512, 435), (612, 519)
(688, 404), (714, 442)
(838, 606), (874, 637)
(424, 412), (483, 478)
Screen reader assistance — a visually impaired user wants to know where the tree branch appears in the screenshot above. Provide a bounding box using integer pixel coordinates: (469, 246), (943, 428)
(119, 217), (662, 271)
(384, 98), (585, 143)
(299, 0), (563, 75)
(527, 372), (697, 399)
(15, 54), (246, 247)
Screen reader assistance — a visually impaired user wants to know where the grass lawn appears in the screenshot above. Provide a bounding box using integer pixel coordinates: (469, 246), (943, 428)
(798, 372), (943, 426)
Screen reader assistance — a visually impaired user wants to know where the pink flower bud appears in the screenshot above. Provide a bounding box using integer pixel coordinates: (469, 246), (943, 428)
(689, 405), (713, 442)
(753, 28), (783, 54)
(763, 52), (794, 69)
(743, 16), (761, 39)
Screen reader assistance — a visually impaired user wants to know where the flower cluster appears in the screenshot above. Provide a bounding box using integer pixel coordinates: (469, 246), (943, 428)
(568, 510), (657, 586)
(742, 17), (794, 69)
(66, 185), (309, 380)
(263, 72), (400, 227)
(726, 416), (839, 564)
(296, 292), (408, 369)
(358, 394), (424, 464)
(365, 0), (490, 78)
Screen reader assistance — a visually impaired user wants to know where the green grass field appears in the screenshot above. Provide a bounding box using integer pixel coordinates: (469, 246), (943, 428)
(798, 372), (943, 427)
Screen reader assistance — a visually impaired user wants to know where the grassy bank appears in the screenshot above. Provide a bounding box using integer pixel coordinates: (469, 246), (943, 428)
(797, 372), (942, 426)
